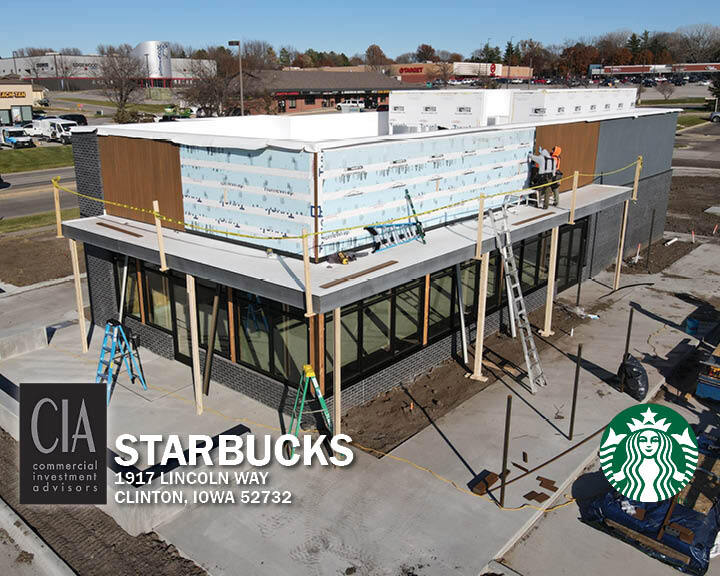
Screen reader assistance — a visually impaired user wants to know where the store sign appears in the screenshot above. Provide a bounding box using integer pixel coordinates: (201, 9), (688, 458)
(399, 67), (423, 74)
(19, 383), (107, 505)
(0, 91), (27, 98)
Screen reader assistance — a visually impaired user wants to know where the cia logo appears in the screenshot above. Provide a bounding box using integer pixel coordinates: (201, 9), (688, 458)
(600, 404), (698, 502)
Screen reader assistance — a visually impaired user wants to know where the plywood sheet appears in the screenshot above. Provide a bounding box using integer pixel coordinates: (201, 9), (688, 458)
(535, 122), (599, 192)
(99, 136), (184, 230)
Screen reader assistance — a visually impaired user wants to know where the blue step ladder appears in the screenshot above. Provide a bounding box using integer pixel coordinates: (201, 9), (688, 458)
(95, 319), (147, 405)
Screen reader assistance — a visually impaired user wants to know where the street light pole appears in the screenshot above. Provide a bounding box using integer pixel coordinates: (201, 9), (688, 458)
(228, 40), (244, 116)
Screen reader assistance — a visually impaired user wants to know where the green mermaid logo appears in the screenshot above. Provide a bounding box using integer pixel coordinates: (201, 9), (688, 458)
(600, 404), (698, 502)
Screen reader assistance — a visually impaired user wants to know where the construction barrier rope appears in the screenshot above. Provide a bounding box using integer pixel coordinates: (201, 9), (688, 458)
(51, 157), (641, 243)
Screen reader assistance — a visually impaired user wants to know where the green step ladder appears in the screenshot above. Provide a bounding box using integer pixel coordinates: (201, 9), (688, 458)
(287, 365), (333, 457)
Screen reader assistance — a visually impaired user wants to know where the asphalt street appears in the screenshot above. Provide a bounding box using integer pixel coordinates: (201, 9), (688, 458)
(0, 167), (78, 219)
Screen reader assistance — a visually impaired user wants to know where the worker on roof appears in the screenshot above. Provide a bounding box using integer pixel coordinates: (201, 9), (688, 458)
(528, 146), (563, 209)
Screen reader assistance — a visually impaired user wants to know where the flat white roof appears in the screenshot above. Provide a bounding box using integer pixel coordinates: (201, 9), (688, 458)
(81, 105), (680, 153)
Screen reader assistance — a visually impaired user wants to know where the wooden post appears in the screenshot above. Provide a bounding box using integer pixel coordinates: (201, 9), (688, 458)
(152, 200), (169, 272)
(499, 394), (512, 508)
(620, 308), (634, 393)
(569, 171), (579, 225)
(53, 180), (63, 238)
(539, 227), (559, 337)
(227, 287), (236, 362)
(68, 239), (88, 353)
(657, 495), (677, 541)
(475, 196), (485, 259)
(317, 313), (325, 395)
(333, 308), (342, 436)
(471, 252), (490, 382)
(422, 274), (430, 346)
(186, 274), (203, 415)
(632, 156), (642, 202)
(202, 285), (221, 396)
(302, 228), (314, 317)
(613, 200), (630, 291)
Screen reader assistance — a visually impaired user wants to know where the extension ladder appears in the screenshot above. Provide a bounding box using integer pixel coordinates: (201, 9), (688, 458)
(488, 203), (547, 393)
(365, 189), (426, 252)
(286, 365), (333, 457)
(95, 319), (147, 405)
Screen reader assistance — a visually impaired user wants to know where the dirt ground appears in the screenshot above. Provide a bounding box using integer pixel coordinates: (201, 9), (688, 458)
(0, 228), (84, 287)
(618, 240), (696, 275)
(0, 428), (206, 576)
(667, 177), (720, 237)
(345, 301), (604, 457)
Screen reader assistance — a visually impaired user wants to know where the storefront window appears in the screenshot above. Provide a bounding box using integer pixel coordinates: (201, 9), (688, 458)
(197, 282), (230, 357)
(394, 281), (422, 353)
(237, 294), (271, 373)
(114, 257), (140, 320)
(428, 270), (454, 338)
(460, 261), (477, 317)
(145, 266), (172, 331)
(272, 306), (308, 384)
(362, 291), (392, 370)
(171, 275), (192, 359)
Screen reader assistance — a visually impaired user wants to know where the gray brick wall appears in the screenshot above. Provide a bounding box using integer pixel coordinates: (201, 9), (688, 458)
(84, 244), (118, 327)
(71, 131), (104, 217)
(586, 170), (671, 277)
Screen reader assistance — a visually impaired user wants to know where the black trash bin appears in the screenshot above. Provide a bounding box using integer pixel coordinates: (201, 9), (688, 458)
(617, 354), (648, 400)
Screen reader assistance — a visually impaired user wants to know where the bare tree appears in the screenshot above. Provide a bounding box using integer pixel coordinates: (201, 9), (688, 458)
(95, 44), (145, 122)
(655, 82), (676, 100)
(429, 61), (454, 85)
(179, 46), (236, 116)
(675, 24), (720, 62)
(394, 52), (416, 64)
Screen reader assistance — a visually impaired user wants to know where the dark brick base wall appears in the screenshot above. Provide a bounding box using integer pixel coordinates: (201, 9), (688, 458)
(72, 131), (104, 218)
(586, 170), (671, 277)
(84, 244), (118, 327)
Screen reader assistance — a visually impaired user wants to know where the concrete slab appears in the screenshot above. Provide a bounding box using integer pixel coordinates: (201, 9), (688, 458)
(0, 325), (47, 361)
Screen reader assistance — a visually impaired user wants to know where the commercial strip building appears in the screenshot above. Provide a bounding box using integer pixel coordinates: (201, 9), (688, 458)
(61, 88), (676, 424)
(0, 80), (33, 124)
(0, 41), (215, 91)
(246, 70), (408, 114)
(591, 62), (720, 77)
(291, 63), (533, 84)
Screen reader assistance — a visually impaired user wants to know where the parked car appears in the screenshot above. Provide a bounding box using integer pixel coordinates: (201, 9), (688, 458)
(699, 80), (711, 86)
(336, 99), (365, 112)
(711, 112), (720, 123)
(0, 125), (35, 148)
(37, 97), (50, 107)
(21, 121), (42, 137)
(60, 113), (87, 126)
(376, 104), (389, 112)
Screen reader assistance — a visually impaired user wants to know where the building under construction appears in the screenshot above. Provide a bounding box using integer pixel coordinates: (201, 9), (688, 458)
(62, 88), (677, 420)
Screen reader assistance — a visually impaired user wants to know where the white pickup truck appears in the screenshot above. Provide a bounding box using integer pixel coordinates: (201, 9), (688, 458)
(38, 118), (77, 144)
(0, 126), (35, 148)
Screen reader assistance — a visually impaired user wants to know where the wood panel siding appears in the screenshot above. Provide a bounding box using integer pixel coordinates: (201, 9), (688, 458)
(535, 122), (599, 192)
(99, 136), (184, 230)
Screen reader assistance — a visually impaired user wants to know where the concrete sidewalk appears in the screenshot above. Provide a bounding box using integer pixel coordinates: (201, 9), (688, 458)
(0, 245), (718, 575)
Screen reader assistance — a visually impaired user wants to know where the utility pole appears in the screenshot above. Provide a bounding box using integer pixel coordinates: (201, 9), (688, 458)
(228, 40), (244, 116)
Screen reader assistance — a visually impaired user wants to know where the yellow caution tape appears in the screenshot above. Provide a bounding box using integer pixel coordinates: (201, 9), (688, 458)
(52, 156), (640, 243)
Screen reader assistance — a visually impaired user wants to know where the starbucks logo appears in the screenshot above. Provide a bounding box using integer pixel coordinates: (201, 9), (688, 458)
(600, 404), (698, 502)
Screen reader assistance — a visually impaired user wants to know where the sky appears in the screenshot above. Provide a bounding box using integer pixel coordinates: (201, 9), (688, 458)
(2, 0), (711, 59)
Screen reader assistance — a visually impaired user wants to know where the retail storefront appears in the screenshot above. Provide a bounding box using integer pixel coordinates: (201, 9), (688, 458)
(0, 81), (33, 125)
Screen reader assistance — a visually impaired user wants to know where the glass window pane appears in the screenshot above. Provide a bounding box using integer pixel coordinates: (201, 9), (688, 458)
(273, 308), (308, 384)
(557, 230), (572, 290)
(197, 283), (230, 357)
(325, 307), (360, 384)
(145, 269), (172, 330)
(362, 292), (392, 369)
(460, 261), (476, 317)
(395, 282), (422, 353)
(521, 238), (539, 291)
(538, 233), (550, 285)
(172, 277), (192, 359)
(428, 271), (453, 338)
(116, 257), (140, 319)
(237, 295), (271, 373)
(486, 253), (498, 309)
